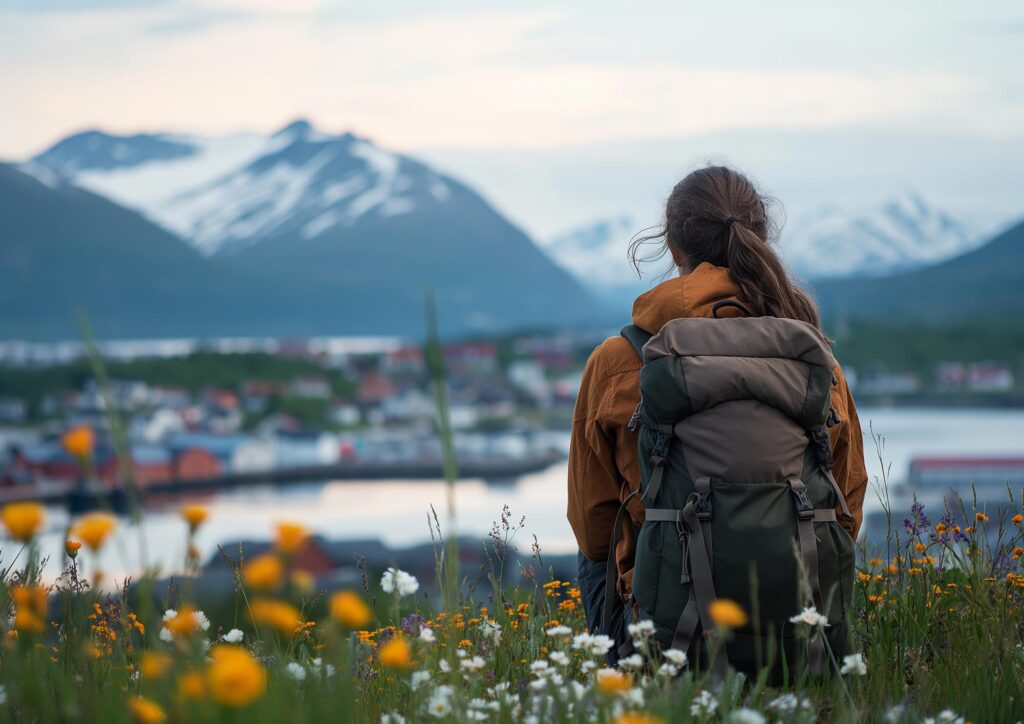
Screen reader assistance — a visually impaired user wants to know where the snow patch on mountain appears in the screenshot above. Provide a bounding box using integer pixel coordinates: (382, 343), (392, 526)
(30, 119), (451, 256)
(782, 194), (983, 279)
(542, 216), (654, 289)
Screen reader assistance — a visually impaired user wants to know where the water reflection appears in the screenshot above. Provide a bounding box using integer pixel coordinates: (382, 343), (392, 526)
(23, 406), (1024, 583)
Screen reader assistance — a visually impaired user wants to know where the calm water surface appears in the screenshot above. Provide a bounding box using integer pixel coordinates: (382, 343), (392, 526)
(25, 407), (1024, 582)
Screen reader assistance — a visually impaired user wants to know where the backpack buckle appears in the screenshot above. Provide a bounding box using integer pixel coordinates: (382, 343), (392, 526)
(694, 493), (713, 521)
(789, 480), (814, 520)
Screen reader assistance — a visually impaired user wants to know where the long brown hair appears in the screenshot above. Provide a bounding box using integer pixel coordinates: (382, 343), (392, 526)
(630, 165), (820, 328)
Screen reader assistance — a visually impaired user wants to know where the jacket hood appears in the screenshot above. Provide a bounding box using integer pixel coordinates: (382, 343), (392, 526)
(631, 262), (744, 334)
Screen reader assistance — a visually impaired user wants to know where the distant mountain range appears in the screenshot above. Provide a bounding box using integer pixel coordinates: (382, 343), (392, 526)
(4, 119), (1021, 340)
(4, 121), (601, 339)
(815, 217), (1024, 324)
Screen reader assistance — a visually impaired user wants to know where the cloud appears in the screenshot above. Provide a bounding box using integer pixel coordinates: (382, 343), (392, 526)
(0, 3), (1020, 158)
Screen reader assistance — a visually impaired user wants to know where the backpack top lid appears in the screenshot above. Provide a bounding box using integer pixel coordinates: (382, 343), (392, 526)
(638, 316), (836, 431)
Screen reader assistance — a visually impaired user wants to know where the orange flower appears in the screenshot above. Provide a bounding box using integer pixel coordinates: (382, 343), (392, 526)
(177, 671), (206, 699)
(1013, 514), (1023, 526)
(1012, 547), (1023, 561)
(140, 651), (174, 679)
(330, 590), (372, 629)
(596, 668), (632, 694)
(181, 505), (209, 533)
(242, 554), (284, 591)
(62, 425), (95, 460)
(72, 513), (117, 551)
(274, 522), (308, 555)
(1, 502), (44, 542)
(613, 714), (665, 724)
(65, 540), (82, 558)
(206, 646), (266, 708)
(378, 636), (412, 669)
(164, 606), (204, 637)
(129, 697), (166, 723)
(708, 598), (748, 629)
(249, 599), (302, 636)
(11, 584), (47, 634)
(975, 512), (989, 523)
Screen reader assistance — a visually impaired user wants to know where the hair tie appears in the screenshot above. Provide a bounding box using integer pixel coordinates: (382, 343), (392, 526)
(725, 216), (739, 226)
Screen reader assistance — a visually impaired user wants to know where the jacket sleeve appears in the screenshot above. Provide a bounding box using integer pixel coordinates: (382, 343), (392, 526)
(828, 364), (869, 539)
(567, 345), (626, 561)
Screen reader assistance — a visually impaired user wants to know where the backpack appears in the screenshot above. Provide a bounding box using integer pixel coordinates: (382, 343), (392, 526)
(603, 301), (856, 679)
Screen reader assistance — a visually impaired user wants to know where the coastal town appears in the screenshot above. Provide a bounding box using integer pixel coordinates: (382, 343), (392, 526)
(0, 329), (1021, 501)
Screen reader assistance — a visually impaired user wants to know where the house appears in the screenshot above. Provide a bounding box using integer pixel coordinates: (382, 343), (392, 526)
(272, 430), (340, 467)
(443, 342), (498, 375)
(289, 376), (332, 400)
(966, 362), (1014, 393)
(936, 363), (965, 392)
(172, 448), (222, 480)
(384, 346), (426, 376)
(357, 372), (397, 406)
(328, 402), (361, 427)
(0, 398), (27, 424)
(130, 408), (186, 443)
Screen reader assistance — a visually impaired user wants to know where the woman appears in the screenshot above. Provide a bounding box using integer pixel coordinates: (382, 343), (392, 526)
(567, 165), (868, 654)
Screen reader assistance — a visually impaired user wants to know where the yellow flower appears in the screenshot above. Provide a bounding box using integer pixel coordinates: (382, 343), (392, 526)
(330, 590), (372, 629)
(1, 502), (44, 542)
(129, 697), (166, 723)
(274, 522), (309, 555)
(914, 542), (926, 554)
(177, 671), (206, 700)
(1012, 547), (1023, 561)
(65, 540), (82, 558)
(206, 646), (266, 708)
(62, 425), (95, 460)
(868, 558), (883, 567)
(242, 554), (284, 591)
(596, 668), (632, 694)
(181, 505), (209, 533)
(935, 523), (948, 535)
(708, 598), (748, 629)
(378, 636), (412, 669)
(140, 651), (174, 679)
(613, 714), (665, 724)
(73, 513), (117, 551)
(249, 599), (302, 636)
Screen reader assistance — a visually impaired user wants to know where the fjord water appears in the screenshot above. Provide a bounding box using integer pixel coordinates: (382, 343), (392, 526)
(28, 407), (1024, 581)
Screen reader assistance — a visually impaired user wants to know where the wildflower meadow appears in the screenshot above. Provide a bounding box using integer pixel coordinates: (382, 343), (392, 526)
(0, 477), (1022, 723)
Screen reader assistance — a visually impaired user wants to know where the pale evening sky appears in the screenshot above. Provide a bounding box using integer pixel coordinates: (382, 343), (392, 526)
(2, 0), (1022, 235)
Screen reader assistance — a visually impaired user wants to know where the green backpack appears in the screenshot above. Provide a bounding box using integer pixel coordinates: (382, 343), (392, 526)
(604, 302), (856, 679)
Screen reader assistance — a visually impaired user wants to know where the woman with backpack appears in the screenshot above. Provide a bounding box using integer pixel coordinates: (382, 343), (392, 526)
(568, 165), (868, 677)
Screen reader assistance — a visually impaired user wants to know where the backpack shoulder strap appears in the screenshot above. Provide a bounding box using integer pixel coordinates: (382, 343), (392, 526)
(620, 324), (652, 361)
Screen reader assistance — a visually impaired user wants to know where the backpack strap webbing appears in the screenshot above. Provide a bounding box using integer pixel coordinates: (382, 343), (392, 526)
(620, 324), (652, 360)
(789, 479), (828, 677)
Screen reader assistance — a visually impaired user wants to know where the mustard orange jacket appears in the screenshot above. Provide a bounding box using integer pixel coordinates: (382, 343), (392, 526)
(567, 263), (868, 596)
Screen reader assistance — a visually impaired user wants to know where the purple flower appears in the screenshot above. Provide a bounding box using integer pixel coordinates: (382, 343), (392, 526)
(904, 500), (931, 536)
(400, 613), (425, 636)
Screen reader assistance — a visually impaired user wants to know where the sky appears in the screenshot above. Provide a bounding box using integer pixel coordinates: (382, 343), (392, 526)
(2, 0), (1023, 236)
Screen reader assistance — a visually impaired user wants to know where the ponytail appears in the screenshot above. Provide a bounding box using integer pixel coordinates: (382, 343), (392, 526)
(725, 220), (820, 328)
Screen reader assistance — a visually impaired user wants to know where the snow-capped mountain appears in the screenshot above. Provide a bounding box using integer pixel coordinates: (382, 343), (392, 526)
(19, 120), (602, 338)
(30, 119), (457, 256)
(544, 195), (983, 299)
(782, 194), (983, 279)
